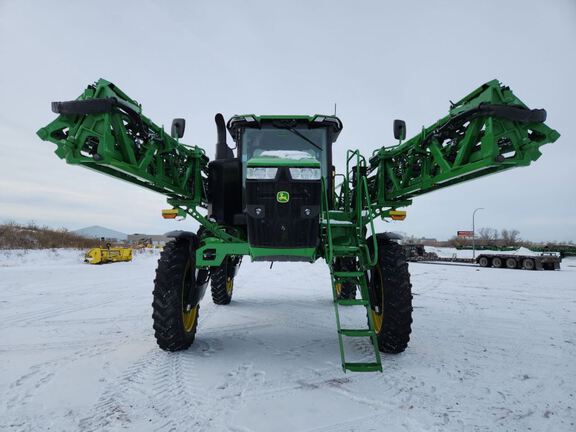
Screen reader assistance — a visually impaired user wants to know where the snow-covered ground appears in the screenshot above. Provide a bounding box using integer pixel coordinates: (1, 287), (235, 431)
(1, 248), (575, 431)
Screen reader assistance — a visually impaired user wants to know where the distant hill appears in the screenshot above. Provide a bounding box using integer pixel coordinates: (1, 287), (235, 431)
(73, 225), (127, 240)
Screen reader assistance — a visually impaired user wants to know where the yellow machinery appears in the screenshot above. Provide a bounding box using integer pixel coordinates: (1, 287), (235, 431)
(85, 247), (133, 264)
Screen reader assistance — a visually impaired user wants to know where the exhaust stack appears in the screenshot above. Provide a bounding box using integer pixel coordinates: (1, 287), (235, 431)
(215, 113), (233, 160)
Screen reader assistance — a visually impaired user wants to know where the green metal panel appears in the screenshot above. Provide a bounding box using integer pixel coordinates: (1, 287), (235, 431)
(195, 240), (250, 267)
(195, 238), (316, 267)
(249, 246), (317, 261)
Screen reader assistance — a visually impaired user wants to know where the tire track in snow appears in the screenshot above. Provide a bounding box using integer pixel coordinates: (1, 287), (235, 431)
(76, 348), (246, 431)
(3, 343), (117, 411)
(26, 314), (145, 328)
(0, 297), (117, 329)
(146, 350), (220, 432)
(78, 349), (164, 432)
(0, 343), (119, 432)
(4, 368), (56, 411)
(297, 412), (387, 432)
(214, 352), (430, 418)
(0, 337), (131, 353)
(77, 301), (240, 431)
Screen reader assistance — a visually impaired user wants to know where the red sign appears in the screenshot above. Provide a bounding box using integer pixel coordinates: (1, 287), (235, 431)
(457, 231), (474, 238)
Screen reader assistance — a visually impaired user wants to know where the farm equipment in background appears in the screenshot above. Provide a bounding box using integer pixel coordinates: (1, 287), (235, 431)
(402, 243), (562, 270)
(402, 244), (439, 261)
(462, 243), (576, 258)
(38, 78), (559, 372)
(133, 237), (154, 249)
(476, 251), (561, 270)
(85, 246), (133, 264)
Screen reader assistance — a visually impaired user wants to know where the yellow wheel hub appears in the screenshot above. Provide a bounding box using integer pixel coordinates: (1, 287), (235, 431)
(372, 308), (383, 333)
(226, 277), (233, 296)
(181, 261), (198, 333)
(371, 266), (384, 334)
(182, 304), (198, 332)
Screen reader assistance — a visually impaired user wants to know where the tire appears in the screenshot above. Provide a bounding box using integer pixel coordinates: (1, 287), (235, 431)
(367, 237), (413, 353)
(211, 256), (240, 305)
(523, 258), (535, 270)
(478, 256), (490, 267)
(506, 258), (517, 269)
(152, 238), (209, 351)
(333, 257), (357, 300)
(492, 257), (503, 268)
(51, 98), (115, 115)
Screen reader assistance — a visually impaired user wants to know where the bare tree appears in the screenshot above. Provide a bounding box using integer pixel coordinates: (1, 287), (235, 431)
(509, 229), (520, 246)
(448, 235), (470, 248)
(478, 227), (498, 246)
(500, 229), (521, 247)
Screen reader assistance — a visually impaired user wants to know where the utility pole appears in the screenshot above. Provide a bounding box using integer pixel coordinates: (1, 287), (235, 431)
(472, 208), (484, 259)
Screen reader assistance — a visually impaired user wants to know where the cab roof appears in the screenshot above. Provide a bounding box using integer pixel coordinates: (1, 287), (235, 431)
(227, 114), (343, 143)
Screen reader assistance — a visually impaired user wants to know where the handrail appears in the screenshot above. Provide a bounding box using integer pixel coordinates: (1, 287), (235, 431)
(344, 149), (378, 268)
(345, 149), (360, 213)
(320, 177), (334, 264)
(361, 177), (378, 267)
(334, 173), (346, 208)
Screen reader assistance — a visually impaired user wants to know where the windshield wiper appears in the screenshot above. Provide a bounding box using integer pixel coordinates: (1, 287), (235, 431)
(273, 125), (323, 151)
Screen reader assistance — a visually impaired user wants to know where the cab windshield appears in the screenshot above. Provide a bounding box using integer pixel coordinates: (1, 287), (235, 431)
(241, 126), (328, 179)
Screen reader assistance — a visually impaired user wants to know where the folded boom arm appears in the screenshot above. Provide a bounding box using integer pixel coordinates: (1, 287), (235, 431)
(367, 80), (560, 210)
(37, 79), (208, 204)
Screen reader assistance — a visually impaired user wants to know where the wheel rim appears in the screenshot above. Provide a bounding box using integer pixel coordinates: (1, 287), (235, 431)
(226, 277), (233, 296)
(181, 261), (198, 332)
(182, 303), (198, 332)
(370, 266), (384, 334)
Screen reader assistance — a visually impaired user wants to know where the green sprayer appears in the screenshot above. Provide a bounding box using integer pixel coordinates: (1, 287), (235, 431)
(37, 79), (559, 372)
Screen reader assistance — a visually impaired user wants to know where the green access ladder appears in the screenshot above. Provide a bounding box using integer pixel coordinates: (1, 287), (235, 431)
(329, 266), (382, 372)
(321, 151), (382, 372)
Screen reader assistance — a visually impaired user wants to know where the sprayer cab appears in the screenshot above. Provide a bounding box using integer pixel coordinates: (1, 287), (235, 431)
(227, 114), (342, 178)
(207, 114), (343, 257)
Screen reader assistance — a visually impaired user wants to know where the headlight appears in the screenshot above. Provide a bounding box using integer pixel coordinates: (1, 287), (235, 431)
(246, 167), (278, 180)
(289, 167), (321, 180)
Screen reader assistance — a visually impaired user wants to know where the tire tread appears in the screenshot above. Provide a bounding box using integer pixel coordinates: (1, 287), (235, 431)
(372, 239), (413, 354)
(152, 240), (198, 351)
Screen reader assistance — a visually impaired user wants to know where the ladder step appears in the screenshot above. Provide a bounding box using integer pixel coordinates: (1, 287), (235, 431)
(333, 271), (365, 278)
(321, 219), (355, 225)
(343, 362), (382, 373)
(336, 299), (368, 306)
(332, 246), (360, 255)
(339, 328), (375, 337)
(326, 210), (353, 218)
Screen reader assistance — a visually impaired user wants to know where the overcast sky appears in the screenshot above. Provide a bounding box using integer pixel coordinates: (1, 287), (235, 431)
(1, 0), (575, 242)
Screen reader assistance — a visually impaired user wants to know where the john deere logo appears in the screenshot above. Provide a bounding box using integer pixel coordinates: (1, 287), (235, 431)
(276, 191), (290, 203)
